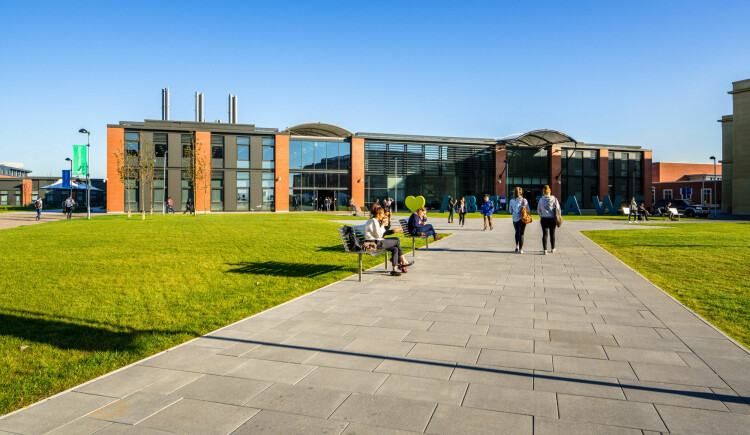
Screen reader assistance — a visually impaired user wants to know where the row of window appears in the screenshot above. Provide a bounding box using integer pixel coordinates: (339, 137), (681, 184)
(0, 167), (28, 178)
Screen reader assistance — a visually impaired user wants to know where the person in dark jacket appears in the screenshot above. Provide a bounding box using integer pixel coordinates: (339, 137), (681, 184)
(447, 196), (455, 223)
(481, 194), (494, 230)
(408, 207), (442, 241)
(457, 197), (467, 227)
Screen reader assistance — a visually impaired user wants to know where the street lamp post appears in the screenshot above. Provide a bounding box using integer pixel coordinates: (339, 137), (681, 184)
(64, 157), (73, 200)
(163, 150), (168, 214)
(710, 156), (717, 218)
(393, 157), (398, 214)
(79, 129), (91, 219)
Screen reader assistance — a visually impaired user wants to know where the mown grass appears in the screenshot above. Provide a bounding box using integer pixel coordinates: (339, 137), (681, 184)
(0, 213), (436, 415)
(583, 223), (750, 348)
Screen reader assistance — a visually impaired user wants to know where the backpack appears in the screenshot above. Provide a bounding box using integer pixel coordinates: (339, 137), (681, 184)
(520, 199), (532, 224)
(343, 226), (364, 252)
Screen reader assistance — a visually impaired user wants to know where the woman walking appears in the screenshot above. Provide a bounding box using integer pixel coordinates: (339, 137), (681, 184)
(447, 196), (455, 223)
(509, 187), (529, 253)
(537, 185), (560, 254)
(457, 197), (467, 227)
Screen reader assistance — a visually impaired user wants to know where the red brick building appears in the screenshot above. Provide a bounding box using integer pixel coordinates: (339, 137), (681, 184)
(652, 162), (721, 207)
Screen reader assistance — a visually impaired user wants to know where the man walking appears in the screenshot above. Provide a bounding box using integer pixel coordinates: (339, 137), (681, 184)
(34, 197), (43, 221)
(63, 195), (76, 219)
(481, 194), (495, 230)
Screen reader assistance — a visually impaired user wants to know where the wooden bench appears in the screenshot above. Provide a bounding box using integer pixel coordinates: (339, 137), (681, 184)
(399, 219), (429, 260)
(338, 225), (391, 282)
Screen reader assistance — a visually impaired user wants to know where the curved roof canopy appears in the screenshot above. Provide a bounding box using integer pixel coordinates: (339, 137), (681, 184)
(496, 129), (577, 148)
(284, 123), (353, 138)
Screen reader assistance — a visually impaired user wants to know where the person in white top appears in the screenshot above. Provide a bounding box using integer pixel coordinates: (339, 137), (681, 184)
(508, 187), (528, 253)
(365, 206), (413, 276)
(536, 185), (560, 254)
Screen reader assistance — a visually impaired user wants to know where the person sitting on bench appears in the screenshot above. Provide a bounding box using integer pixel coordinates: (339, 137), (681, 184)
(407, 207), (443, 241)
(638, 203), (650, 221)
(365, 206), (413, 276)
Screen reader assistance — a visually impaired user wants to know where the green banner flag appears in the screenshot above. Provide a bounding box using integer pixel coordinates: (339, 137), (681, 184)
(73, 145), (87, 176)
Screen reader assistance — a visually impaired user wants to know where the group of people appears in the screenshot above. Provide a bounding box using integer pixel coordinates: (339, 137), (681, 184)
(372, 198), (395, 213)
(321, 196), (336, 212)
(627, 197), (651, 222)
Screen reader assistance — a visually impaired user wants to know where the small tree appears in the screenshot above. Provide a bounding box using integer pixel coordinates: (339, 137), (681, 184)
(137, 134), (155, 220)
(183, 132), (208, 215)
(114, 144), (138, 218)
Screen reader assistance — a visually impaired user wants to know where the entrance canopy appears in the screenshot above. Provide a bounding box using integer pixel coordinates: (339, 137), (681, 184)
(40, 179), (103, 191)
(283, 123), (353, 138)
(497, 129), (577, 148)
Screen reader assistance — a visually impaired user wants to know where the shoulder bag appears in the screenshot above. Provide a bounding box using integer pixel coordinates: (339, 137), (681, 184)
(554, 200), (563, 228)
(520, 199), (532, 224)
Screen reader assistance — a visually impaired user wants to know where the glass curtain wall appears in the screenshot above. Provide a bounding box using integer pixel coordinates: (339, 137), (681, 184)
(561, 149), (598, 208)
(608, 152), (642, 206)
(288, 140), (351, 211)
(211, 171), (224, 211)
(237, 172), (249, 210)
(506, 147), (549, 208)
(364, 142), (495, 210)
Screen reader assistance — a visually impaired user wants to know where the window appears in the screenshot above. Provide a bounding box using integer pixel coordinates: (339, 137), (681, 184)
(561, 149), (599, 209)
(0, 191), (8, 205)
(32, 190), (38, 201)
(181, 134), (192, 167)
(702, 188), (711, 205)
(125, 132), (140, 156)
(663, 189), (673, 200)
(181, 171), (192, 207)
(237, 137), (250, 168)
(261, 172), (275, 211)
(237, 172), (249, 210)
(211, 135), (224, 168)
(288, 140), (352, 211)
(153, 178), (165, 211)
(262, 137), (275, 169)
(15, 190), (21, 205)
(211, 172), (224, 211)
(154, 133), (167, 167)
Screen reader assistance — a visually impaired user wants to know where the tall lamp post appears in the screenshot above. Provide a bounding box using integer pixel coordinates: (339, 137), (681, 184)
(393, 157), (398, 214)
(64, 157), (73, 200)
(710, 156), (717, 218)
(79, 128), (91, 219)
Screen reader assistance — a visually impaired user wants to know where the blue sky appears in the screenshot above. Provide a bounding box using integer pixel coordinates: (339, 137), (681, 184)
(0, 0), (748, 177)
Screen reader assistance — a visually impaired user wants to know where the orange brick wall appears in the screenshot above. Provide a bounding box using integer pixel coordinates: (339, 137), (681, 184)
(643, 151), (653, 208)
(351, 137), (365, 210)
(652, 162), (721, 182)
(193, 131), (211, 212)
(550, 147), (562, 199)
(598, 149), (609, 199)
(274, 134), (290, 212)
(21, 179), (32, 206)
(107, 127), (125, 213)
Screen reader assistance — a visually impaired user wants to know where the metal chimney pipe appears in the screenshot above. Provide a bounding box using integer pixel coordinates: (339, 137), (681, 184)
(199, 93), (205, 122)
(228, 94), (233, 124)
(165, 87), (170, 120)
(195, 91), (199, 122)
(233, 95), (238, 124)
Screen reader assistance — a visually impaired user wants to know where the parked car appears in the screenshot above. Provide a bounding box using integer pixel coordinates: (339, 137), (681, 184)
(652, 199), (710, 217)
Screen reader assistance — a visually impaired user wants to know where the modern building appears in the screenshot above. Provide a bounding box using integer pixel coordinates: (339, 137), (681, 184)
(651, 162), (721, 207)
(719, 78), (750, 215)
(106, 119), (652, 214)
(0, 164), (107, 208)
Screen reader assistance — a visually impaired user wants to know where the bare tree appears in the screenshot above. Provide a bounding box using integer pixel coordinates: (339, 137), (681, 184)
(182, 132), (208, 215)
(114, 142), (139, 218)
(137, 134), (156, 220)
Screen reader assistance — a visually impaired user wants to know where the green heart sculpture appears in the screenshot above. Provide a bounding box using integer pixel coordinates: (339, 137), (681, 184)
(405, 195), (426, 213)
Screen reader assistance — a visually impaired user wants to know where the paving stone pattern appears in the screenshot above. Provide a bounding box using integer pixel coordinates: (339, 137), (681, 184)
(2, 218), (749, 434)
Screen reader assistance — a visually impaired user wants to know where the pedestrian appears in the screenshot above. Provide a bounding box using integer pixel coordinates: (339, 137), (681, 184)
(638, 202), (650, 221)
(324, 196), (330, 212)
(63, 195), (76, 219)
(167, 196), (174, 214)
(365, 206), (413, 276)
(34, 197), (43, 221)
(509, 187), (529, 253)
(447, 196), (455, 223)
(537, 185), (560, 254)
(481, 194), (494, 230)
(457, 197), (467, 227)
(348, 198), (358, 216)
(184, 197), (193, 214)
(408, 207), (443, 242)
(628, 197), (638, 223)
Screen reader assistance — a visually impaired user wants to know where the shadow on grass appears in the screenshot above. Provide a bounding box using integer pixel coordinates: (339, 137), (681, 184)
(226, 261), (345, 278)
(316, 244), (344, 253)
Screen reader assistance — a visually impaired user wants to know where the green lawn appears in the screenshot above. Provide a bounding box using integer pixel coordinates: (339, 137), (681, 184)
(0, 213), (435, 415)
(583, 223), (750, 348)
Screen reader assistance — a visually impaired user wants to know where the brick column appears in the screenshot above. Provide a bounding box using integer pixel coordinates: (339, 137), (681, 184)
(194, 131), (211, 213)
(598, 149), (609, 200)
(643, 150), (653, 208)
(107, 127), (125, 213)
(550, 147), (562, 199)
(274, 134), (289, 212)
(21, 179), (32, 206)
(495, 146), (506, 198)
(351, 137), (365, 210)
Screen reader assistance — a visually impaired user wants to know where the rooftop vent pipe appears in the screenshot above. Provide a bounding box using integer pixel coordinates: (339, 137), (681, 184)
(228, 94), (238, 123)
(161, 88), (170, 120)
(195, 92), (204, 122)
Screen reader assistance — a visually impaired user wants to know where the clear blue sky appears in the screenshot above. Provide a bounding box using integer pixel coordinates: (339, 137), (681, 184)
(1, 0), (748, 177)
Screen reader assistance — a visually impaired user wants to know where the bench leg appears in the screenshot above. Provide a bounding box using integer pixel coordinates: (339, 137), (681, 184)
(359, 253), (362, 282)
(412, 238), (416, 259)
(426, 238), (429, 251)
(385, 252), (388, 269)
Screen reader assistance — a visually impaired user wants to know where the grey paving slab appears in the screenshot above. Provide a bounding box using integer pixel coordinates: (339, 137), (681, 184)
(450, 364), (533, 389)
(462, 383), (558, 417)
(425, 404), (532, 434)
(557, 393), (667, 431)
(374, 374), (468, 405)
(0, 392), (115, 434)
(303, 351), (384, 371)
(140, 371), (204, 395)
(533, 417), (641, 435)
(75, 366), (176, 398)
(534, 370), (626, 400)
(225, 358), (317, 384)
(620, 379), (729, 411)
(374, 359), (455, 380)
(330, 393), (436, 433)
(244, 383), (350, 418)
(138, 345), (221, 371)
(553, 355), (638, 379)
(171, 374), (271, 406)
(233, 409), (348, 434)
(477, 348), (553, 371)
(406, 343), (480, 364)
(137, 398), (258, 434)
(657, 403), (750, 434)
(93, 423), (171, 434)
(341, 423), (421, 434)
(297, 366), (388, 394)
(88, 391), (179, 425)
(45, 417), (111, 435)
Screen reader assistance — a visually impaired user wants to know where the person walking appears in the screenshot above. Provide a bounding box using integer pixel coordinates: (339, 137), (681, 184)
(628, 197), (638, 223)
(63, 195), (76, 219)
(365, 206), (412, 276)
(184, 197), (194, 214)
(457, 197), (467, 227)
(447, 196), (455, 223)
(324, 196), (330, 212)
(481, 194), (494, 230)
(167, 197), (174, 214)
(537, 185), (560, 254)
(34, 197), (43, 221)
(509, 187), (529, 253)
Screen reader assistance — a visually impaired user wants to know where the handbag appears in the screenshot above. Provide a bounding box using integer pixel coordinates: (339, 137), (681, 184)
(363, 241), (377, 251)
(520, 199), (532, 224)
(554, 200), (563, 228)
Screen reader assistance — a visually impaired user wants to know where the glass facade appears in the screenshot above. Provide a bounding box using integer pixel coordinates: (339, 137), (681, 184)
(609, 152), (643, 206)
(211, 172), (224, 211)
(237, 137), (250, 168)
(364, 142), (495, 210)
(288, 140), (351, 211)
(125, 132), (139, 156)
(561, 149), (599, 209)
(505, 147), (548, 208)
(211, 135), (224, 168)
(237, 172), (249, 211)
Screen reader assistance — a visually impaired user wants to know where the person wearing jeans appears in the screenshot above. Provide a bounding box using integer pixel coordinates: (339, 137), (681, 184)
(628, 197), (638, 222)
(408, 207), (442, 241)
(34, 198), (43, 221)
(537, 185), (560, 255)
(457, 197), (467, 227)
(447, 196), (455, 223)
(508, 187), (528, 253)
(481, 194), (494, 230)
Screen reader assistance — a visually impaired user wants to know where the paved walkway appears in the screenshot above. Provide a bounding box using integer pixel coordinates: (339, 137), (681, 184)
(2, 218), (749, 434)
(0, 212), (82, 230)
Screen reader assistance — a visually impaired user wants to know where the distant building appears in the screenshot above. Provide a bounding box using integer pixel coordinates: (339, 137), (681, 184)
(719, 78), (750, 215)
(0, 166), (106, 207)
(0, 163), (31, 179)
(651, 162), (721, 207)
